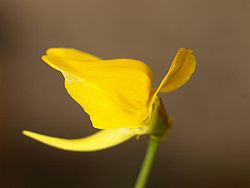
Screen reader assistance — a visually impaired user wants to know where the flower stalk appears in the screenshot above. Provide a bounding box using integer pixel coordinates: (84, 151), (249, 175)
(135, 97), (172, 188)
(134, 137), (161, 188)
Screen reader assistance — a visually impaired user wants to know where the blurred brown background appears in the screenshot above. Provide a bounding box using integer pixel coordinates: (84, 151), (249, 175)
(0, 0), (249, 187)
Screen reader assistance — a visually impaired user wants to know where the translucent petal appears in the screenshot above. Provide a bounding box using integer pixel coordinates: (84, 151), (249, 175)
(154, 48), (196, 95)
(42, 48), (153, 129)
(23, 128), (139, 152)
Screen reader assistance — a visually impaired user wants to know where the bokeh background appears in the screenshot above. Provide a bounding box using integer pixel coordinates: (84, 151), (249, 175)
(1, 0), (249, 187)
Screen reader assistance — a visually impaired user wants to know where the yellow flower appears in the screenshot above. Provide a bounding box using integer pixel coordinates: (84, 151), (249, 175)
(23, 48), (196, 152)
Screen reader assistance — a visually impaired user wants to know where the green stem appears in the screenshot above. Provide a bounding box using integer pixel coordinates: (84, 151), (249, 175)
(134, 137), (161, 188)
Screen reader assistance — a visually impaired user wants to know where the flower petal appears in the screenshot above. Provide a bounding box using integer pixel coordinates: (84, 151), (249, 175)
(42, 48), (153, 129)
(154, 48), (196, 94)
(46, 48), (100, 61)
(22, 128), (140, 152)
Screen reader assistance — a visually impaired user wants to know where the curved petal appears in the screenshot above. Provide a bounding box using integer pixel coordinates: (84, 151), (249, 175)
(22, 128), (140, 152)
(42, 48), (100, 73)
(46, 48), (100, 61)
(42, 48), (153, 129)
(154, 48), (196, 96)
